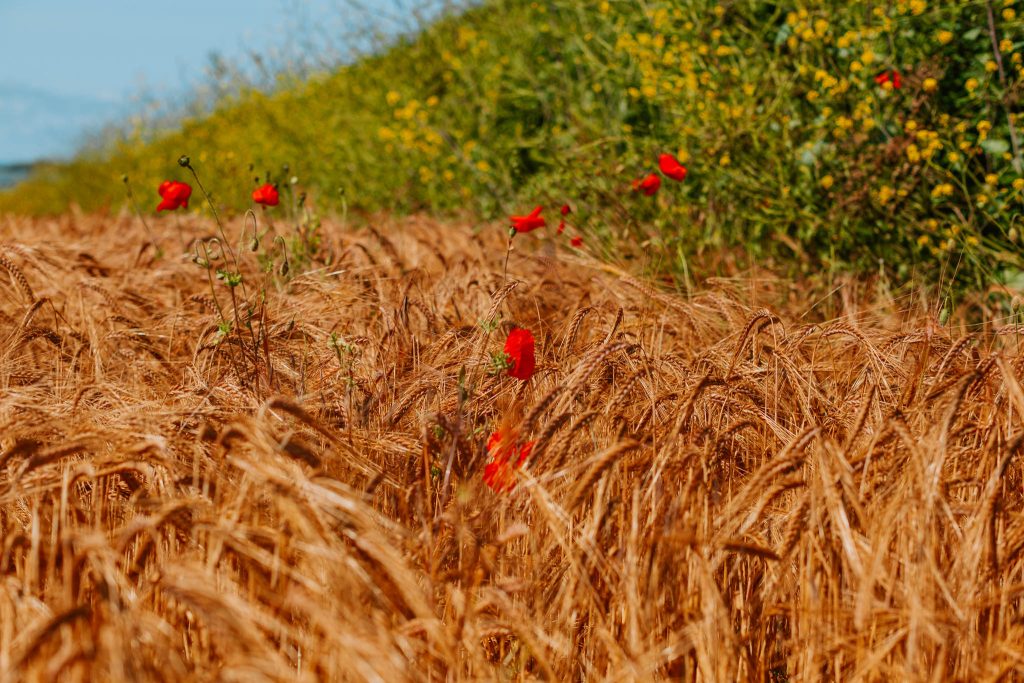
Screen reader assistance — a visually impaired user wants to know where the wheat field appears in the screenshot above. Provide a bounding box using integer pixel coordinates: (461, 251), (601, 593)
(1, 212), (1023, 681)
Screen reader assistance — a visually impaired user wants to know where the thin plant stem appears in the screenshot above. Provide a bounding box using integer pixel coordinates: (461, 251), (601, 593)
(121, 175), (159, 252)
(986, 0), (1023, 174)
(502, 230), (514, 284)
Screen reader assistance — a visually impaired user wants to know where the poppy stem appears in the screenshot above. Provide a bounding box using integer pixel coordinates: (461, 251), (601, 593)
(502, 232), (513, 283)
(121, 175), (159, 253)
(180, 157), (247, 298)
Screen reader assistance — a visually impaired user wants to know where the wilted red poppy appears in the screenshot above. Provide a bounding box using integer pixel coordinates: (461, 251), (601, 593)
(560, 204), (571, 216)
(156, 180), (192, 212)
(570, 236), (583, 248)
(252, 183), (280, 206)
(510, 206), (546, 233)
(483, 430), (535, 492)
(658, 153), (688, 182)
(504, 327), (536, 381)
(633, 173), (661, 196)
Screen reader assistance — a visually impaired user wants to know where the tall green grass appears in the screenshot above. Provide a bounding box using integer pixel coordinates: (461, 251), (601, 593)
(4, 0), (1024, 292)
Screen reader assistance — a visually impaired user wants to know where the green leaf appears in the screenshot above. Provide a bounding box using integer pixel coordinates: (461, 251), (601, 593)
(774, 24), (792, 47)
(981, 138), (1010, 155)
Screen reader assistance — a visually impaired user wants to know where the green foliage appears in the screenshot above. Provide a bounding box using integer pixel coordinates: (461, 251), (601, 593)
(4, 0), (1024, 289)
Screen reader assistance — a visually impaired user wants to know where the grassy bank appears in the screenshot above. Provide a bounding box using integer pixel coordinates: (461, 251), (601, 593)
(3, 0), (1024, 292)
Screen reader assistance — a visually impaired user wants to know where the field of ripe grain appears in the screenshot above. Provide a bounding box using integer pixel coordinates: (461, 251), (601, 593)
(1, 213), (1024, 681)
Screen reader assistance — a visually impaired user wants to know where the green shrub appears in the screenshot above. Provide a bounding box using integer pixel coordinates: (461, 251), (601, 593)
(4, 0), (1024, 291)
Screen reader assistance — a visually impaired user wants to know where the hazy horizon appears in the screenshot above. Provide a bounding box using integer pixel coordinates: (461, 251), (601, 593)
(0, 0), (433, 166)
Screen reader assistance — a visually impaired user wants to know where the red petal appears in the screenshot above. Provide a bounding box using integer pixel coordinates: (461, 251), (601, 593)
(658, 154), (687, 181)
(504, 327), (536, 380)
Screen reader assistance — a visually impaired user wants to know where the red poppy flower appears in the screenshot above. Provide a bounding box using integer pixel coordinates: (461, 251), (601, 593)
(504, 327), (536, 381)
(252, 183), (280, 206)
(658, 153), (688, 182)
(875, 70), (902, 89)
(560, 204), (571, 216)
(632, 173), (661, 196)
(558, 220), (566, 234)
(510, 206), (546, 233)
(483, 430), (535, 492)
(156, 180), (192, 212)
(570, 236), (583, 248)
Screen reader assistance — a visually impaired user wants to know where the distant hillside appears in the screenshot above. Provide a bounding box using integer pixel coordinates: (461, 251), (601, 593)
(0, 83), (123, 164)
(2, 0), (1023, 292)
(0, 163), (32, 189)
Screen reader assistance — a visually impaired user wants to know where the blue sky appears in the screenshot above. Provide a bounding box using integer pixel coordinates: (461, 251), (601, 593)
(0, 0), (373, 163)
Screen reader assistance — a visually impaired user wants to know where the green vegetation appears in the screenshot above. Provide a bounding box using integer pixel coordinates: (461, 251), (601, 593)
(4, 0), (1024, 291)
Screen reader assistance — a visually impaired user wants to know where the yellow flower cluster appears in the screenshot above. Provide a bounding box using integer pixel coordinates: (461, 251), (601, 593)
(377, 93), (445, 160)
